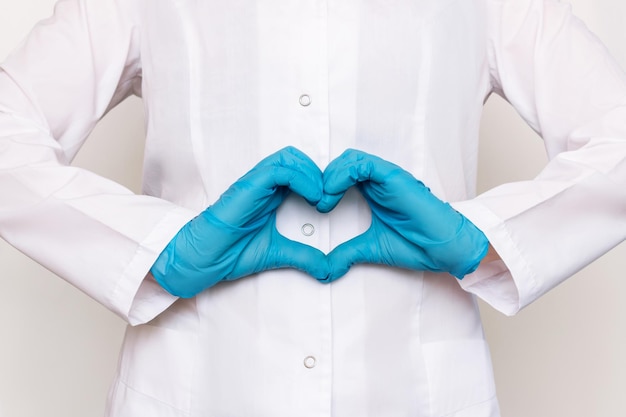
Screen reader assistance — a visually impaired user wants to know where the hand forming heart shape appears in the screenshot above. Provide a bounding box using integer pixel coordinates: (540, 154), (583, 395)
(314, 148), (489, 282)
(151, 146), (489, 298)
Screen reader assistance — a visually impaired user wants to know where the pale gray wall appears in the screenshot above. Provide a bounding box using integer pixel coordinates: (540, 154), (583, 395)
(0, 0), (624, 416)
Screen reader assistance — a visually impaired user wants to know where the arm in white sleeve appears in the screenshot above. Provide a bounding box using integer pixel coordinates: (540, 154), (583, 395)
(0, 0), (197, 325)
(453, 0), (626, 315)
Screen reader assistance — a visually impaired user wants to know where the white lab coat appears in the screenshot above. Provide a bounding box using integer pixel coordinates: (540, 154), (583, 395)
(0, 0), (624, 416)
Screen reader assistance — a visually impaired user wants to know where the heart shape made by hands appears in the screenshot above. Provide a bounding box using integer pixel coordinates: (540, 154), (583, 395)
(151, 147), (488, 299)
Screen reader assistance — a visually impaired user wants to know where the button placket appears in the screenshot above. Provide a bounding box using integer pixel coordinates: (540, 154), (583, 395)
(285, 4), (332, 416)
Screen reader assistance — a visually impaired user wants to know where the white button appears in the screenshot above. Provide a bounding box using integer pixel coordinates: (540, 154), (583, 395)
(299, 94), (312, 107)
(301, 223), (315, 236)
(303, 356), (317, 369)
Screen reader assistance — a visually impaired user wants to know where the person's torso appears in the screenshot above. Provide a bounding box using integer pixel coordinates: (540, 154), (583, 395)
(108, 1), (500, 416)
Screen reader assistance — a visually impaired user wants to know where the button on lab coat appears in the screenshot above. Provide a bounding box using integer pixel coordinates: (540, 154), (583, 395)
(0, 0), (624, 416)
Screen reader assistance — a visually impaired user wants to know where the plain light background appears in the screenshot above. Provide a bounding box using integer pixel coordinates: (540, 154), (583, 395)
(0, 0), (624, 416)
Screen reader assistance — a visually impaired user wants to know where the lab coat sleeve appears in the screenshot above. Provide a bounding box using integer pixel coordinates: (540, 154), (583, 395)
(0, 0), (197, 325)
(452, 0), (626, 315)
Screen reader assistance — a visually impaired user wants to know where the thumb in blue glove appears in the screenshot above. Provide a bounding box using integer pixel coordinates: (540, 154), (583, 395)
(317, 149), (489, 282)
(151, 146), (330, 298)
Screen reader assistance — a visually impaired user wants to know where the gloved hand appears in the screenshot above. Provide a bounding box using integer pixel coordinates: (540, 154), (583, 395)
(317, 149), (489, 282)
(151, 146), (330, 298)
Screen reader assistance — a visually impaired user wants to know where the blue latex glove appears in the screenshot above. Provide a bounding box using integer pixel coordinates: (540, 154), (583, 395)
(151, 146), (329, 298)
(317, 149), (489, 282)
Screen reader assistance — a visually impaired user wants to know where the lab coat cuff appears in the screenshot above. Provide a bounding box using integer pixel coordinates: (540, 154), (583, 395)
(109, 205), (198, 325)
(451, 200), (542, 316)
